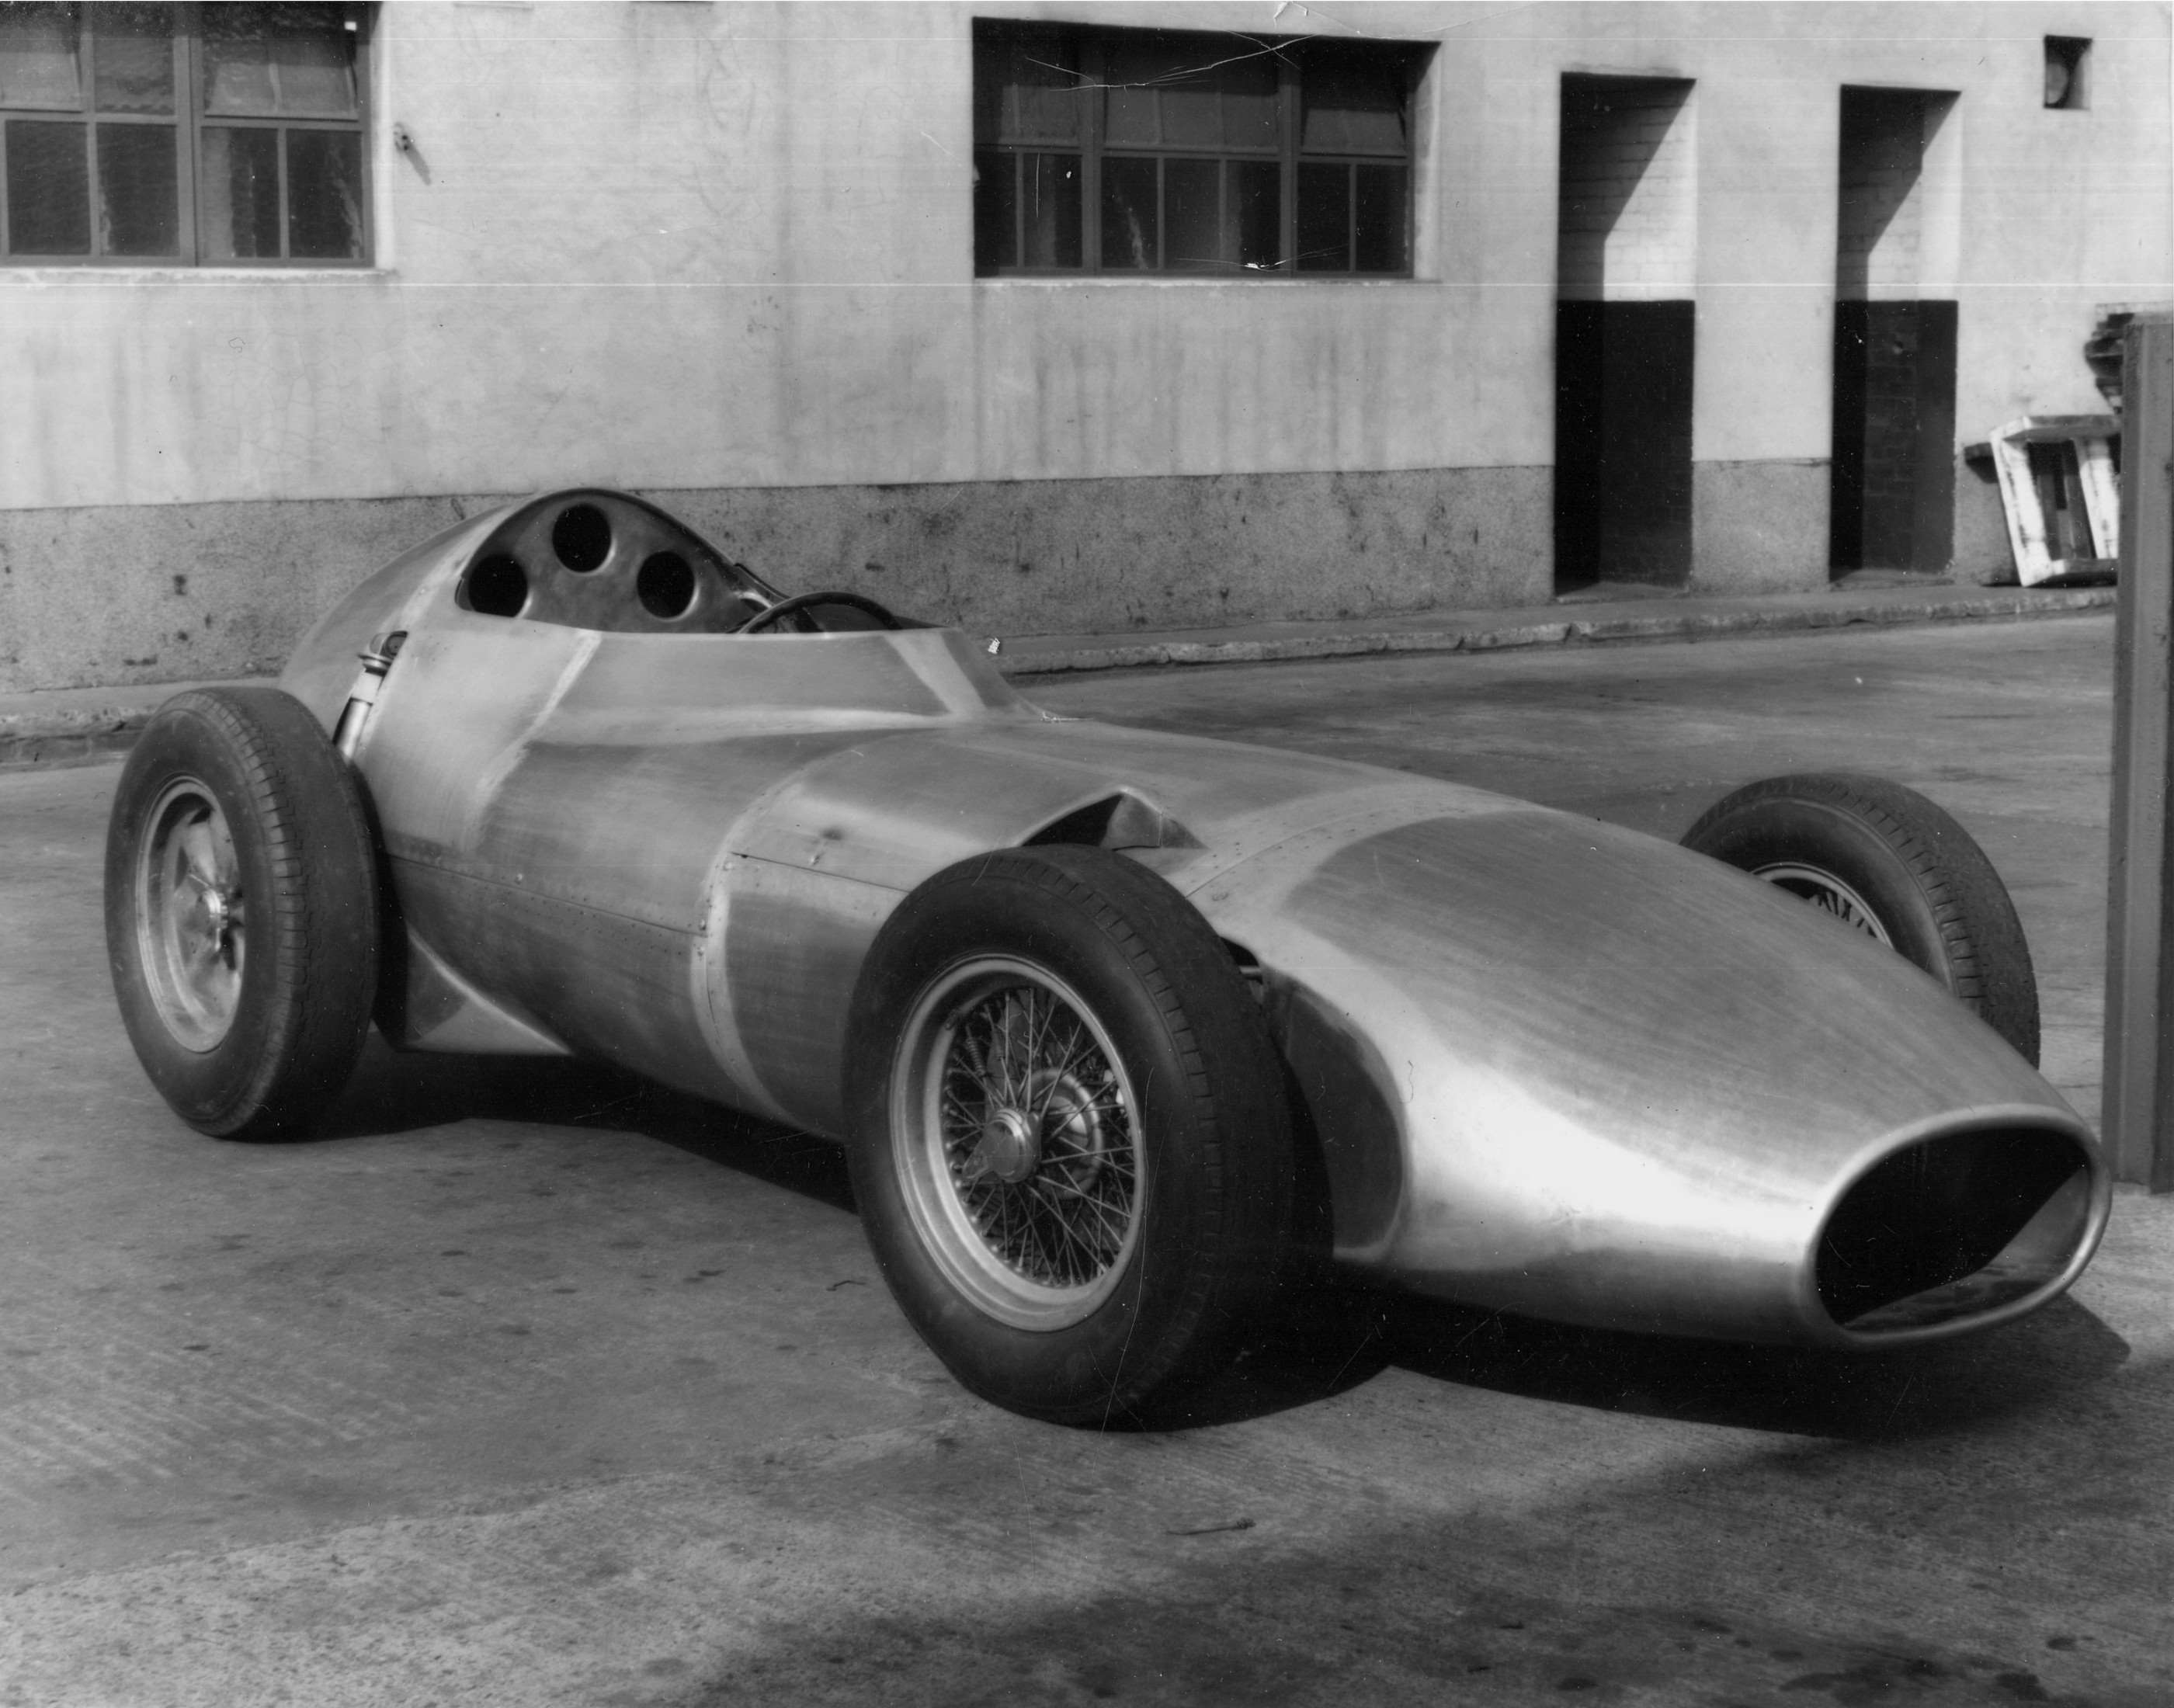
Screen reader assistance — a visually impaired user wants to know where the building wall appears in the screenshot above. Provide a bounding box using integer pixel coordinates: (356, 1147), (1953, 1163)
(1558, 78), (1699, 304)
(1836, 95), (1950, 302)
(0, 2), (2165, 691)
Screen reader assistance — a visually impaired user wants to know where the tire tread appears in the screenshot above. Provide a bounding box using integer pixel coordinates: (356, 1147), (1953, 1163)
(106, 687), (380, 1140)
(845, 844), (1291, 1425)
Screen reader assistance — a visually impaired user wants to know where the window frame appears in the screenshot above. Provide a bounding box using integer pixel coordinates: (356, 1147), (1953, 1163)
(0, 2), (373, 269)
(972, 20), (1426, 281)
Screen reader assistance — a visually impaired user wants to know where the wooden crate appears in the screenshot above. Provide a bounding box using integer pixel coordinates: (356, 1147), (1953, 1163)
(1985, 415), (2120, 585)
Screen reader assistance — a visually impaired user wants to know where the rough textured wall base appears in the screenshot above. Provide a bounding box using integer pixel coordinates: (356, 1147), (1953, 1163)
(1691, 460), (1831, 592)
(0, 468), (1553, 693)
(665, 469), (1553, 644)
(1953, 457), (2020, 585)
(0, 496), (487, 697)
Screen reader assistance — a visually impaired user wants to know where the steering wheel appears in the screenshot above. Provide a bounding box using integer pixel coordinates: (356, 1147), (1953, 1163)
(733, 590), (905, 634)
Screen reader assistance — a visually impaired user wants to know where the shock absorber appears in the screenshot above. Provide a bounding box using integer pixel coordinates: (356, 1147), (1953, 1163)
(332, 630), (406, 759)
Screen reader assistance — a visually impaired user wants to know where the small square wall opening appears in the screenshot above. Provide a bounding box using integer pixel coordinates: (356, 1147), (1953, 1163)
(2044, 37), (2090, 109)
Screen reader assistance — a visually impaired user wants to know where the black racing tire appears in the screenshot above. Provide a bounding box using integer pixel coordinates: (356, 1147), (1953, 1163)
(1681, 772), (2040, 1064)
(104, 687), (381, 1140)
(844, 845), (1294, 1427)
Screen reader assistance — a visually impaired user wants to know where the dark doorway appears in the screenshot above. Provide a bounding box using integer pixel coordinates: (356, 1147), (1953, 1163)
(1830, 89), (1958, 576)
(1553, 75), (1696, 594)
(1830, 299), (1957, 573)
(1555, 300), (1696, 590)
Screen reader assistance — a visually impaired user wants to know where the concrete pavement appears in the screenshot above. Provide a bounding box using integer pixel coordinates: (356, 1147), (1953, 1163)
(1, 614), (2167, 1706)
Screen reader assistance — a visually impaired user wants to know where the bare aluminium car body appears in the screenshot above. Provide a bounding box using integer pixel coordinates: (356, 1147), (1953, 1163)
(277, 490), (2107, 1356)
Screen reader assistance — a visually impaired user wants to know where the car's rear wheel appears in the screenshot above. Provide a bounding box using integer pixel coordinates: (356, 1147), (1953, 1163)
(845, 846), (1293, 1426)
(1682, 772), (2040, 1064)
(105, 687), (380, 1140)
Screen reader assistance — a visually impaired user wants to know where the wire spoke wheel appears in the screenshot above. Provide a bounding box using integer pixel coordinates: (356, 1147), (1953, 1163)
(135, 779), (248, 1050)
(846, 845), (1294, 1423)
(898, 957), (1144, 1330)
(1749, 861), (1894, 946)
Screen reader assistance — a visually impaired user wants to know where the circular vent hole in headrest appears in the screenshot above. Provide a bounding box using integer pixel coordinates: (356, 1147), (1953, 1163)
(636, 551), (698, 620)
(551, 503), (613, 573)
(464, 553), (530, 616)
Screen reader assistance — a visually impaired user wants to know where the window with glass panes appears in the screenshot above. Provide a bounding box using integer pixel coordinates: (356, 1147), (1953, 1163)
(973, 23), (1424, 277)
(0, 2), (368, 265)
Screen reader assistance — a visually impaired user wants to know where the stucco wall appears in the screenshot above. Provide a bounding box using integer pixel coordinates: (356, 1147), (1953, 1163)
(0, 1), (2165, 689)
(0, 2), (1557, 512)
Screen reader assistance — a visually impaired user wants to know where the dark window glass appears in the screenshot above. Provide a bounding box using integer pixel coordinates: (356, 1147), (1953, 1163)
(287, 127), (361, 258)
(92, 3), (172, 114)
(1296, 160), (1349, 271)
(1301, 47), (1408, 155)
(1105, 34), (1277, 151)
(1353, 163), (1407, 273)
(1102, 155), (1158, 269)
(974, 149), (1082, 272)
(203, 2), (356, 118)
(1164, 156), (1220, 269)
(200, 124), (279, 258)
(1158, 73), (1222, 148)
(982, 26), (1078, 144)
(0, 4), (79, 109)
(1148, 158), (1283, 273)
(1102, 38), (1175, 147)
(1019, 151), (1081, 269)
(974, 22), (1420, 278)
(1232, 159), (1280, 268)
(5, 116), (86, 252)
(1222, 57), (1280, 151)
(96, 120), (175, 253)
(1, 5), (368, 263)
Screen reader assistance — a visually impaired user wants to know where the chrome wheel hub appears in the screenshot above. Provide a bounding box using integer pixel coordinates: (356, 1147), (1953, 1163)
(967, 1105), (1041, 1184)
(135, 779), (247, 1051)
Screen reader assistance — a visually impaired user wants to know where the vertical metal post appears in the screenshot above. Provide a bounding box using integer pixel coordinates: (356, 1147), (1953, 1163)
(2101, 313), (2174, 1190)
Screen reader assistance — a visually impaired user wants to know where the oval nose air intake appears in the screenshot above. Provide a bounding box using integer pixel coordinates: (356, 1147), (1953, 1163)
(1818, 1124), (2103, 1338)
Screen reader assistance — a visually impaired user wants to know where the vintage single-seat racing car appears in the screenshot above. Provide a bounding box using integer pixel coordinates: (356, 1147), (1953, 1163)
(106, 490), (2110, 1423)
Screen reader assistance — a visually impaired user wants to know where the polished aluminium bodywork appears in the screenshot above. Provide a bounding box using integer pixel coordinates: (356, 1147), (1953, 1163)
(283, 491), (2110, 1352)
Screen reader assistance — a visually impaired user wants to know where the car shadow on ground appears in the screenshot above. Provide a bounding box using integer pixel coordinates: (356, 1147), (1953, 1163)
(1144, 1282), (2127, 1440)
(1374, 1289), (2129, 1442)
(319, 1040), (856, 1209)
(319, 1041), (2130, 1446)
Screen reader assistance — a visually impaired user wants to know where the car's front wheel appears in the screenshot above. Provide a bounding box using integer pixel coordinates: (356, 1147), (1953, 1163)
(845, 846), (1292, 1426)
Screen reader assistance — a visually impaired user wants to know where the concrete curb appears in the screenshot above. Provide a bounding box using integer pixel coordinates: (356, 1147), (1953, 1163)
(0, 677), (280, 772)
(0, 706), (201, 772)
(0, 726), (147, 771)
(0, 585), (2118, 769)
(997, 585), (2118, 675)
